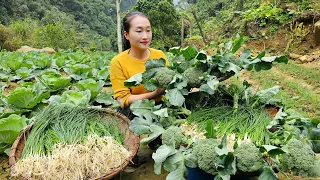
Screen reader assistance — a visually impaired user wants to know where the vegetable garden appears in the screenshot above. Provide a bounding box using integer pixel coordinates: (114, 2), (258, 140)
(0, 36), (320, 180)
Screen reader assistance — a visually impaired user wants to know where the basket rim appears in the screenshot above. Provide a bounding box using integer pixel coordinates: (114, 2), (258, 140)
(9, 108), (140, 180)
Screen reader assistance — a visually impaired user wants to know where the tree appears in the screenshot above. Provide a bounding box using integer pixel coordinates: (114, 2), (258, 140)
(134, 0), (180, 50)
(116, 0), (122, 53)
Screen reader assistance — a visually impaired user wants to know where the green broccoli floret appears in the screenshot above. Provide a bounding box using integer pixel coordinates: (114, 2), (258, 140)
(183, 67), (203, 87)
(234, 143), (264, 172)
(280, 138), (320, 177)
(192, 138), (221, 174)
(161, 126), (186, 148)
(154, 67), (176, 88)
(159, 116), (175, 128)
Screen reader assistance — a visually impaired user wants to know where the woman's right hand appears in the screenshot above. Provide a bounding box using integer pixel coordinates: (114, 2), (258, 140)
(153, 88), (165, 97)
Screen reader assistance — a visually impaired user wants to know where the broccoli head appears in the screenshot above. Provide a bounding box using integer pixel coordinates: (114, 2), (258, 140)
(234, 142), (264, 172)
(280, 138), (320, 177)
(192, 138), (221, 174)
(162, 126), (186, 148)
(159, 116), (175, 128)
(183, 67), (203, 87)
(154, 67), (176, 88)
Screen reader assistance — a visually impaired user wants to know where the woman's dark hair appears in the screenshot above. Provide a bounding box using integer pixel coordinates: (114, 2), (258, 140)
(122, 11), (150, 51)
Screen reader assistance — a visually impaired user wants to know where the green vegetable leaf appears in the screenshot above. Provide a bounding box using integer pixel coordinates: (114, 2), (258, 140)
(152, 144), (177, 175)
(254, 62), (273, 71)
(260, 145), (285, 157)
(169, 47), (182, 56)
(94, 92), (115, 106)
(76, 78), (104, 98)
(140, 125), (165, 145)
(163, 152), (183, 172)
(129, 117), (153, 135)
(130, 99), (161, 121)
(216, 135), (229, 156)
(200, 78), (219, 95)
(219, 62), (241, 76)
(51, 90), (91, 106)
(0, 114), (27, 144)
(204, 120), (217, 138)
(0, 143), (10, 153)
(258, 165), (278, 180)
(166, 161), (187, 180)
(124, 73), (143, 87)
(240, 49), (251, 61)
(181, 46), (198, 61)
(153, 108), (169, 118)
(165, 89), (185, 107)
(184, 153), (197, 168)
(196, 50), (207, 60)
(7, 85), (50, 109)
(232, 37), (244, 54)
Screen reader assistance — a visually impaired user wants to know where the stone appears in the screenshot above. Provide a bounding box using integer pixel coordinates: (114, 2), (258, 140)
(289, 53), (302, 60)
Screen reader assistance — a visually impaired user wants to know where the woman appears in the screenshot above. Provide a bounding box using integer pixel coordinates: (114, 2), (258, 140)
(110, 12), (167, 162)
(110, 11), (168, 118)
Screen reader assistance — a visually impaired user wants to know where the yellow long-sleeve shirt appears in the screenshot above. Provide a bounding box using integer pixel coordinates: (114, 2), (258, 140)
(110, 48), (168, 108)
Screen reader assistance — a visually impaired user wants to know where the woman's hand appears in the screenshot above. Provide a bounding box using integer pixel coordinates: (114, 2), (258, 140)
(153, 88), (165, 97)
(126, 88), (166, 107)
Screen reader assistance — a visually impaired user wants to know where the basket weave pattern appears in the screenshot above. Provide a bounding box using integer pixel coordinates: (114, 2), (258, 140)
(9, 108), (140, 180)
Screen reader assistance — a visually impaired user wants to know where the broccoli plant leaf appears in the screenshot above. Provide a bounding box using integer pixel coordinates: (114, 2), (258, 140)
(200, 78), (219, 95)
(129, 117), (153, 135)
(181, 46), (198, 61)
(130, 99), (161, 121)
(166, 159), (187, 180)
(145, 58), (166, 71)
(254, 62), (273, 71)
(184, 152), (197, 168)
(240, 49), (251, 61)
(231, 36), (244, 54)
(169, 47), (182, 56)
(153, 108), (169, 118)
(163, 152), (183, 172)
(152, 144), (178, 175)
(165, 89), (185, 107)
(140, 124), (165, 145)
(258, 165), (278, 180)
(216, 135), (229, 156)
(124, 73), (143, 87)
(260, 145), (285, 157)
(218, 62), (241, 76)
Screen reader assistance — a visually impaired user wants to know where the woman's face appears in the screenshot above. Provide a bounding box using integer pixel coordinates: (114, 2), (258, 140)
(124, 15), (152, 51)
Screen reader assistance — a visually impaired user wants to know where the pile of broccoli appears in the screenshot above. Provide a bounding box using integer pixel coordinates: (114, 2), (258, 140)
(161, 126), (186, 148)
(234, 142), (264, 172)
(280, 138), (320, 178)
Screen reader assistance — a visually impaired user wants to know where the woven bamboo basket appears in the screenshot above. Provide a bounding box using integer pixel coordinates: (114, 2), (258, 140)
(9, 108), (140, 180)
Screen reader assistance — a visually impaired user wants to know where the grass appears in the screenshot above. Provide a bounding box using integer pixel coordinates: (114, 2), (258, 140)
(276, 61), (320, 88)
(242, 67), (320, 118)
